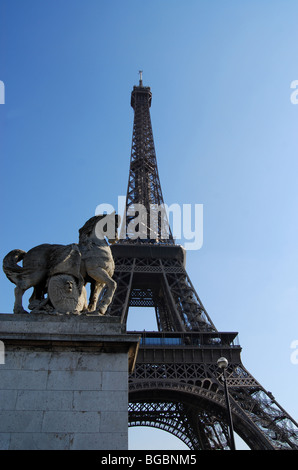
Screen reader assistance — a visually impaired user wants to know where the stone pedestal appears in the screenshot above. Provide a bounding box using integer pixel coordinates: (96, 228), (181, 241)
(0, 313), (139, 450)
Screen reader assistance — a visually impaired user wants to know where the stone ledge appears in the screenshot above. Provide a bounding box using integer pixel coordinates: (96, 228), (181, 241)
(0, 313), (140, 373)
(0, 312), (123, 333)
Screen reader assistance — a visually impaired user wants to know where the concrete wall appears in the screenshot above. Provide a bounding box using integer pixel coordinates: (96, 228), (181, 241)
(0, 314), (139, 450)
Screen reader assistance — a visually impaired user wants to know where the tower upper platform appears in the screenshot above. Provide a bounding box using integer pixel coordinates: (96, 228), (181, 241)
(130, 70), (152, 108)
(131, 84), (152, 108)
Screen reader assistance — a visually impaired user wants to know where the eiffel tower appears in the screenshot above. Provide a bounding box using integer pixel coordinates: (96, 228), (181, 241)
(107, 73), (298, 450)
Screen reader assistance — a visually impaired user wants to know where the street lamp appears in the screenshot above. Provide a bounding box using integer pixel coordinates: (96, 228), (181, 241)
(217, 357), (236, 450)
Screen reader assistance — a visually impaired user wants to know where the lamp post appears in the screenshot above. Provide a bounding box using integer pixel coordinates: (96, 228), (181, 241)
(217, 357), (236, 450)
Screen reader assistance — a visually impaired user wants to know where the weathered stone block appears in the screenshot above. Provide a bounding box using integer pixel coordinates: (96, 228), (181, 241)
(0, 433), (11, 450)
(0, 313), (140, 450)
(46, 370), (102, 391)
(0, 370), (48, 390)
(42, 410), (101, 433)
(9, 433), (71, 450)
(0, 390), (17, 410)
(70, 432), (127, 450)
(100, 411), (129, 432)
(73, 390), (127, 412)
(16, 390), (74, 411)
(102, 371), (129, 390)
(0, 410), (44, 433)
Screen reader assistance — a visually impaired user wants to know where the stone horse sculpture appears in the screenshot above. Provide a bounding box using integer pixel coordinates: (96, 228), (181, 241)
(2, 213), (120, 315)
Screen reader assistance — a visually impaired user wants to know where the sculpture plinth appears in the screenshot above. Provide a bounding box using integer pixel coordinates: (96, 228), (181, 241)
(0, 313), (139, 450)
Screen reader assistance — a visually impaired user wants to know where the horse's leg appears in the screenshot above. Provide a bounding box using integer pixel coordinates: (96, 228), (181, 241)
(14, 286), (27, 314)
(28, 283), (46, 310)
(86, 267), (116, 315)
(88, 280), (104, 312)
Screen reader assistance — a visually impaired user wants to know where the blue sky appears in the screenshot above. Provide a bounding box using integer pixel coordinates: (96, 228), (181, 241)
(0, 1), (298, 450)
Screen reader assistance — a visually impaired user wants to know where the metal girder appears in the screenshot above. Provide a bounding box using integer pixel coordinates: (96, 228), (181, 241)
(128, 339), (298, 449)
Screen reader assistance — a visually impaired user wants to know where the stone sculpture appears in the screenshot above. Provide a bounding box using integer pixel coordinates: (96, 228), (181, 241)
(2, 213), (119, 315)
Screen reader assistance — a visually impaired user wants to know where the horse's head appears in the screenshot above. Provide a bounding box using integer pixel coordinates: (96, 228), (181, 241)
(79, 213), (120, 245)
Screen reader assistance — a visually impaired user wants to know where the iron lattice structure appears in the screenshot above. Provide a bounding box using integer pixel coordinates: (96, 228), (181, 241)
(106, 75), (298, 450)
